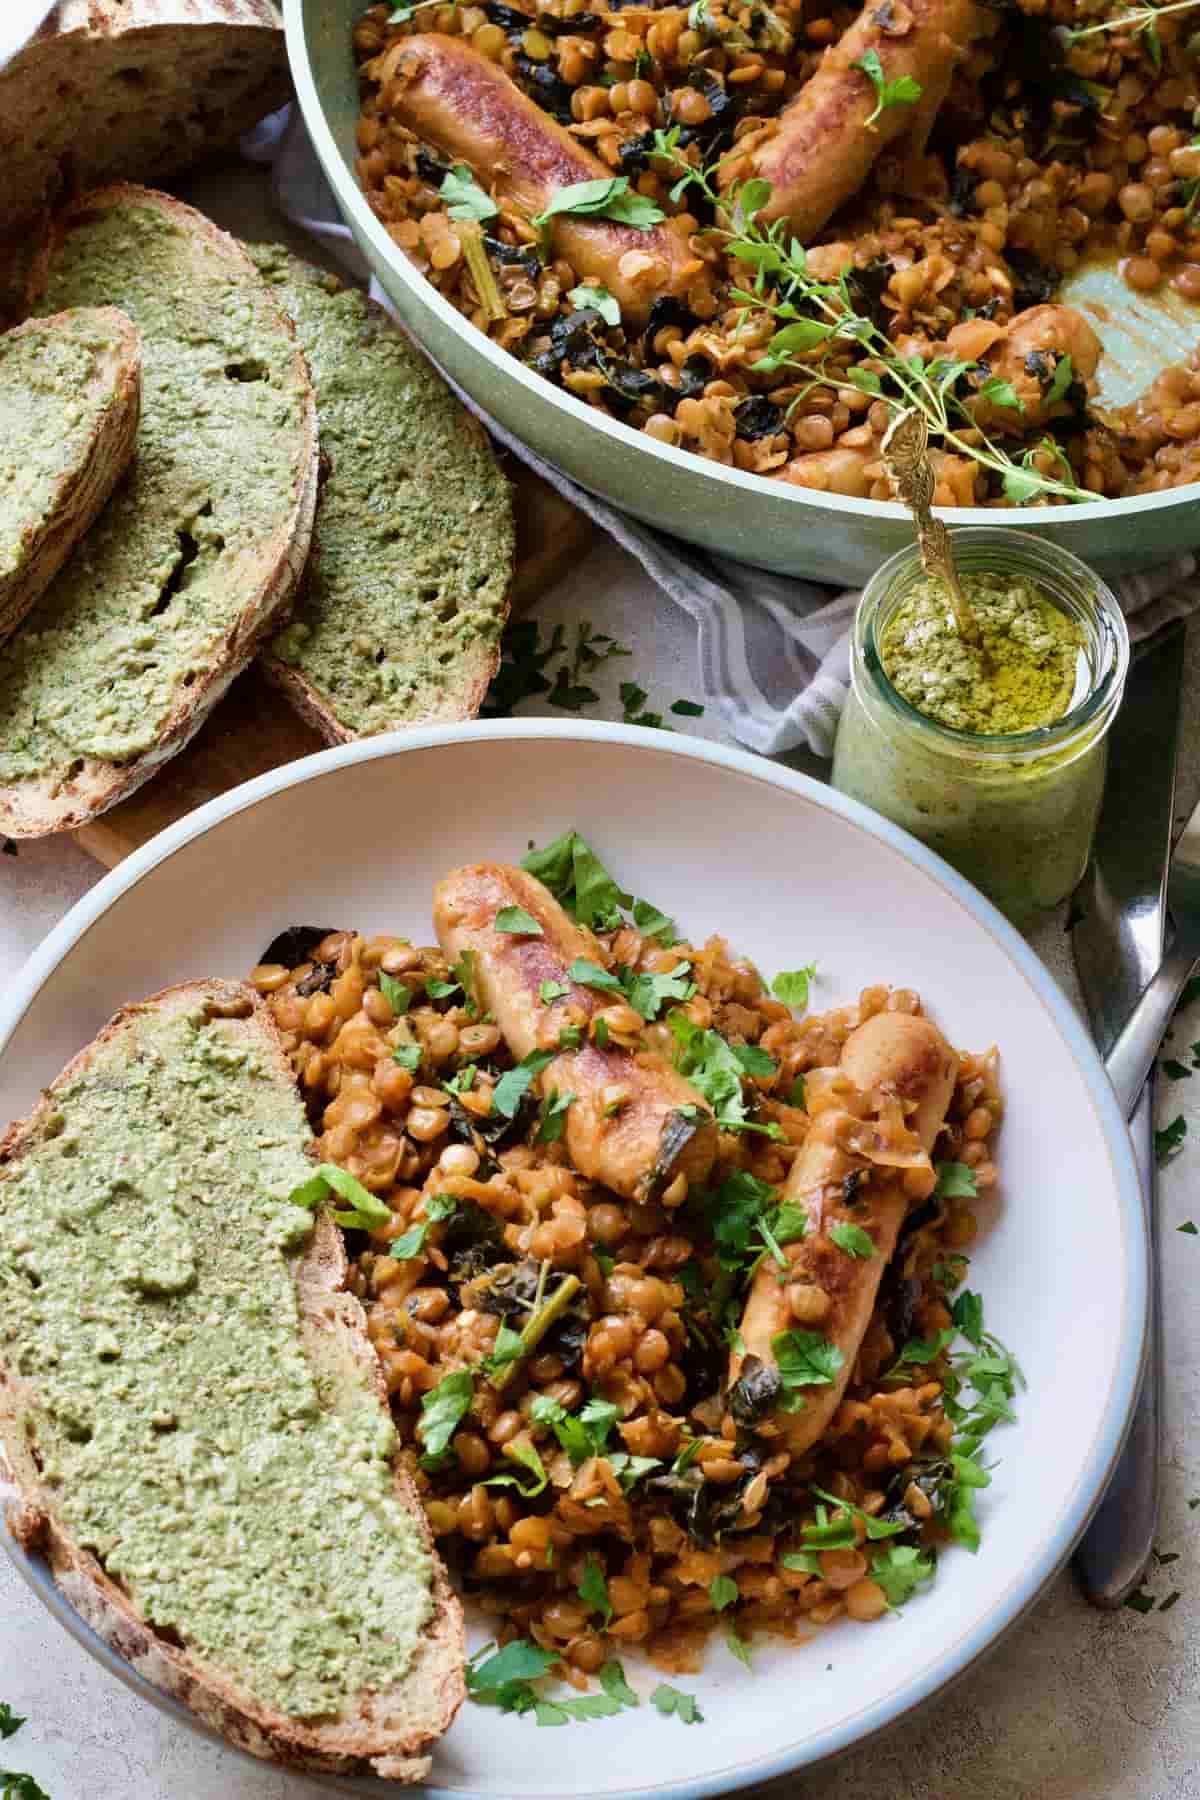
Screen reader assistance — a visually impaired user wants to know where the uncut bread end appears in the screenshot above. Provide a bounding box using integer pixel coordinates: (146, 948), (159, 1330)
(0, 188), (318, 839)
(249, 247), (513, 743)
(0, 981), (464, 1780)
(0, 306), (142, 646)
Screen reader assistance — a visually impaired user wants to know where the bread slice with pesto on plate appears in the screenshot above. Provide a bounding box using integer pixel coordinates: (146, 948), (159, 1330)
(0, 186), (318, 838)
(249, 246), (513, 741)
(0, 980), (464, 1781)
(0, 305), (141, 646)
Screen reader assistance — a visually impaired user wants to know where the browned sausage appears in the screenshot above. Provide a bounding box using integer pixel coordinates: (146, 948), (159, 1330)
(377, 34), (702, 326)
(730, 1009), (958, 1454)
(730, 0), (989, 240)
(433, 863), (718, 1201)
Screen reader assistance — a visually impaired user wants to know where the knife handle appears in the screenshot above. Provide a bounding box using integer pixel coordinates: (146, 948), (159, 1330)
(1073, 1084), (1160, 1606)
(1106, 934), (1200, 1119)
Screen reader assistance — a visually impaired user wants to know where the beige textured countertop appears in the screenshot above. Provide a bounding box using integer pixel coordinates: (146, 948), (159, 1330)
(0, 168), (1197, 1800)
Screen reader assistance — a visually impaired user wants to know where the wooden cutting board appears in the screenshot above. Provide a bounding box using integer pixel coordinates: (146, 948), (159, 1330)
(73, 462), (592, 870)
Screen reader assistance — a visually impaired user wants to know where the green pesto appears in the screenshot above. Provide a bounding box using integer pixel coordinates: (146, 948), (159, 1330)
(0, 314), (123, 580)
(0, 202), (310, 784)
(250, 246), (512, 735)
(0, 1005), (432, 1720)
(879, 574), (1083, 734)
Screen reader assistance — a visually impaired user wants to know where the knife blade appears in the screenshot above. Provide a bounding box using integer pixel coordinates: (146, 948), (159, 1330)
(1071, 617), (1185, 1607)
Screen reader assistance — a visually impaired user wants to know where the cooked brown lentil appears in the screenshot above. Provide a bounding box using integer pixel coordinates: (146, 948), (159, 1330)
(253, 892), (1004, 1687)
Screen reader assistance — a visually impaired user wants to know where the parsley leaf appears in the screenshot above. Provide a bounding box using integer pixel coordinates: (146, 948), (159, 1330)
(933, 1162), (978, 1200)
(976, 374), (1024, 414)
(1156, 1115), (1187, 1165)
(871, 1543), (936, 1608)
(379, 972), (411, 1015)
(467, 1639), (559, 1696)
(390, 1192), (457, 1260)
(850, 47), (923, 126)
(496, 905), (544, 936)
(1161, 1058), (1192, 1080)
(425, 976), (461, 1001)
(772, 965), (816, 1010)
(732, 1042), (776, 1079)
(578, 1554), (613, 1626)
(536, 1088), (575, 1143)
(568, 282), (621, 327)
(530, 1394), (618, 1464)
(288, 1163), (391, 1232)
(441, 163), (498, 221)
(725, 1623), (753, 1667)
(772, 1328), (844, 1403)
(0, 1712), (23, 1743)
(567, 957), (622, 993)
(540, 978), (570, 1004)
(521, 830), (675, 941)
(780, 1548), (823, 1575)
(483, 1321), (525, 1377)
(0, 1774), (50, 1800)
(692, 1168), (779, 1266)
(651, 1684), (704, 1724)
(418, 1369), (473, 1466)
(709, 1574), (738, 1612)
(598, 1661), (639, 1708)
(1179, 1219), (1198, 1235)
(829, 1221), (875, 1259)
(532, 176), (665, 231)
(1124, 1589), (1156, 1614)
(951, 1288), (984, 1346)
(392, 1041), (422, 1073)
(606, 1451), (663, 1490)
(669, 1011), (777, 1135)
(671, 699), (705, 717)
(492, 1048), (557, 1119)
(624, 962), (693, 1021)
(484, 1440), (550, 1497)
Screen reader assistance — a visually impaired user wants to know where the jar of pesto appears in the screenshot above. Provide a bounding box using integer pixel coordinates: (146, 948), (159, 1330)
(831, 529), (1129, 924)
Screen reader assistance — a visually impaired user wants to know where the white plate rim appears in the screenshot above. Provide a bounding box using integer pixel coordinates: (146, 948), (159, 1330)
(0, 719), (1146, 1797)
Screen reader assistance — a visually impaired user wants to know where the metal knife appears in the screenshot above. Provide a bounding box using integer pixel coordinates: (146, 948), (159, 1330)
(1071, 617), (1186, 1606)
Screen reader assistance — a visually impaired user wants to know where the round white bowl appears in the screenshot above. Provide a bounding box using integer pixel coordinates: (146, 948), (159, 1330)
(0, 723), (1144, 1797)
(286, 0), (1200, 584)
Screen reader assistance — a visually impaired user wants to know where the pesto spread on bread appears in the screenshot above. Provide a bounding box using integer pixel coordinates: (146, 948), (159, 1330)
(0, 198), (311, 784)
(252, 247), (511, 735)
(0, 1004), (433, 1721)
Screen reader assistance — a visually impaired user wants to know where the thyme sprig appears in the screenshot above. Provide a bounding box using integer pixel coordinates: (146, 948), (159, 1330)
(652, 128), (1093, 506)
(1059, 0), (1200, 63)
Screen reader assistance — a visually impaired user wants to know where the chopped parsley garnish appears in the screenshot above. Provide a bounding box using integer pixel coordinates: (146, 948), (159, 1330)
(771, 965), (816, 1010)
(0, 1711), (24, 1743)
(530, 1394), (619, 1464)
(467, 1638), (559, 1698)
(829, 1221), (875, 1259)
(441, 163), (499, 222)
(851, 47), (923, 127)
(787, 1073), (807, 1107)
(1159, 1590), (1182, 1613)
(536, 1088), (575, 1143)
(418, 1369), (474, 1466)
(390, 1193), (457, 1260)
(808, 1484), (907, 1541)
(379, 972), (411, 1015)
(426, 976), (461, 1001)
(568, 956), (621, 992)
(1124, 1589), (1156, 1615)
(1155, 1115), (1187, 1165)
(495, 905), (543, 936)
(1177, 975), (1200, 1012)
(780, 1548), (823, 1575)
(933, 1161), (978, 1200)
(871, 1544), (936, 1608)
(725, 1623), (753, 1667)
(671, 699), (705, 716)
(578, 1554), (613, 1625)
(606, 1451), (663, 1489)
(568, 282), (621, 328)
(594, 1017), (610, 1049)
(732, 1041), (776, 1078)
(484, 1440), (550, 1497)
(483, 1321), (525, 1378)
(772, 1328), (845, 1401)
(1161, 1058), (1192, 1080)
(709, 1574), (738, 1612)
(672, 1435), (703, 1476)
(532, 176), (665, 231)
(540, 978), (570, 1004)
(492, 1047), (557, 1119)
(599, 1660), (639, 1708)
(951, 1288), (984, 1346)
(1179, 1219), (1198, 1235)
(522, 829), (676, 941)
(669, 1011), (780, 1136)
(567, 953), (694, 1022)
(392, 1042), (422, 1072)
(287, 1163), (391, 1232)
(650, 1683), (704, 1724)
(0, 1774), (50, 1800)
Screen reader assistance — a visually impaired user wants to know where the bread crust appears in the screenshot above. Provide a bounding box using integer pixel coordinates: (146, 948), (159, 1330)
(0, 186), (319, 838)
(0, 305), (142, 645)
(0, 980), (465, 1779)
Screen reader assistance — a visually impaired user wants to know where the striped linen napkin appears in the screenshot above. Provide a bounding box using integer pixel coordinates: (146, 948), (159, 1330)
(248, 107), (1200, 758)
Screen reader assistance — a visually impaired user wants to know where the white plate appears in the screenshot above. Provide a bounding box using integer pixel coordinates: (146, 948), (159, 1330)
(0, 723), (1144, 1799)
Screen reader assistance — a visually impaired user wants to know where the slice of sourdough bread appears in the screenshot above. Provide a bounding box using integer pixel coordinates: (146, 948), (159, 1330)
(0, 3), (288, 300)
(0, 305), (141, 645)
(250, 246), (513, 742)
(0, 186), (318, 837)
(0, 980), (464, 1780)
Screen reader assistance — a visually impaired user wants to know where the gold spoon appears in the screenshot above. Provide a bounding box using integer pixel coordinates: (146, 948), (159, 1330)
(881, 408), (981, 647)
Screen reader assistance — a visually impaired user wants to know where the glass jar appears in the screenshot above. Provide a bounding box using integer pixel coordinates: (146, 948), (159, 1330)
(831, 528), (1130, 924)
